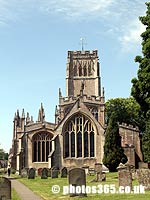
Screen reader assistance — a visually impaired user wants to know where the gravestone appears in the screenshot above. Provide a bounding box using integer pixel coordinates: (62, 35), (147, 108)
(51, 167), (59, 178)
(41, 168), (48, 179)
(69, 168), (87, 197)
(136, 169), (150, 190)
(82, 166), (89, 175)
(91, 163), (105, 182)
(0, 177), (11, 200)
(38, 168), (42, 176)
(95, 163), (102, 173)
(28, 168), (35, 179)
(61, 167), (67, 178)
(21, 168), (28, 178)
(117, 163), (132, 189)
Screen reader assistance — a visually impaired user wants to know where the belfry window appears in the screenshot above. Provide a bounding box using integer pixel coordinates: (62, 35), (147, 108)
(32, 132), (52, 162)
(79, 66), (82, 76)
(63, 114), (95, 158)
(83, 65), (87, 76)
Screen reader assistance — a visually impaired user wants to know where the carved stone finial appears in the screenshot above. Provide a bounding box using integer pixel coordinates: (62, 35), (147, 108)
(22, 109), (25, 118)
(26, 112), (30, 124)
(59, 88), (62, 97)
(38, 103), (45, 122)
(102, 87), (105, 97)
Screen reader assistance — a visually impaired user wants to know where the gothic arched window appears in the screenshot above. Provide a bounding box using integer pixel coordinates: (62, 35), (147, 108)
(63, 114), (95, 158)
(32, 132), (52, 162)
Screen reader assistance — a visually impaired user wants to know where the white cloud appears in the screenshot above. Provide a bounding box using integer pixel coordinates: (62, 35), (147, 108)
(0, 0), (147, 50)
(39, 0), (114, 19)
(119, 19), (145, 52)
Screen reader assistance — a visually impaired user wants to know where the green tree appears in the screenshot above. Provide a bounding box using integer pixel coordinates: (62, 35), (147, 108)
(103, 113), (127, 172)
(142, 120), (150, 162)
(106, 97), (144, 131)
(0, 148), (5, 160)
(131, 2), (150, 118)
(131, 2), (150, 162)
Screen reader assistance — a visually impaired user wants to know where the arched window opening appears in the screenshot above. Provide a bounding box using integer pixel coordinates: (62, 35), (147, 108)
(42, 141), (45, 162)
(33, 141), (37, 162)
(63, 114), (95, 158)
(84, 132), (88, 157)
(32, 132), (53, 162)
(65, 132), (69, 157)
(46, 141), (49, 162)
(90, 132), (94, 157)
(71, 132), (75, 157)
(38, 141), (41, 162)
(77, 132), (82, 157)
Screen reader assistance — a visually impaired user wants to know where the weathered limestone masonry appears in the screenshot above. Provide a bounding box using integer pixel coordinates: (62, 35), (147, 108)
(119, 123), (143, 168)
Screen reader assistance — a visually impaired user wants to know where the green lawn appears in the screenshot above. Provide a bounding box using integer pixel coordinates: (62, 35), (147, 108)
(12, 172), (150, 200)
(12, 188), (21, 200)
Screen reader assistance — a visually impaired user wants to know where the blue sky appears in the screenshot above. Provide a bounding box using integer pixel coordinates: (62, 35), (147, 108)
(0, 0), (147, 152)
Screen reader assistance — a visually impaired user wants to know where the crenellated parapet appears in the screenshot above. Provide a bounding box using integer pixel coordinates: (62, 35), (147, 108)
(119, 123), (139, 132)
(67, 50), (98, 59)
(59, 94), (104, 106)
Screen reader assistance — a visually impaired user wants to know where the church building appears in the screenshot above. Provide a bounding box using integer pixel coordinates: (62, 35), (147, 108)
(9, 49), (143, 173)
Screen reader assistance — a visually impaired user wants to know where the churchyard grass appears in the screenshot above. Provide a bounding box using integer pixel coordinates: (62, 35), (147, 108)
(12, 172), (150, 200)
(12, 188), (21, 200)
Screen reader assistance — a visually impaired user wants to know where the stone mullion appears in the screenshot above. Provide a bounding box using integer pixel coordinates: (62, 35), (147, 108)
(82, 116), (84, 158)
(36, 141), (38, 162)
(69, 132), (71, 157)
(75, 118), (77, 158)
(40, 141), (42, 162)
(45, 140), (46, 162)
(88, 131), (90, 157)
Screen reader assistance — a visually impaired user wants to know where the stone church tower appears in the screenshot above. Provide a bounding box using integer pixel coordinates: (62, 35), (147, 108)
(54, 50), (105, 168)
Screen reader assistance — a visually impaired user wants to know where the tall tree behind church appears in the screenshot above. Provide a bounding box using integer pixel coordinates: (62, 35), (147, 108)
(131, 2), (150, 162)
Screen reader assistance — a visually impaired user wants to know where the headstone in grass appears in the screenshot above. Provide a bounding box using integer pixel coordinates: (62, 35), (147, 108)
(51, 167), (59, 178)
(38, 168), (42, 176)
(68, 168), (87, 197)
(61, 167), (67, 178)
(82, 165), (89, 175)
(117, 163), (132, 189)
(0, 177), (11, 200)
(136, 168), (150, 190)
(21, 168), (28, 178)
(28, 168), (35, 179)
(41, 168), (48, 179)
(91, 163), (105, 182)
(95, 163), (102, 173)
